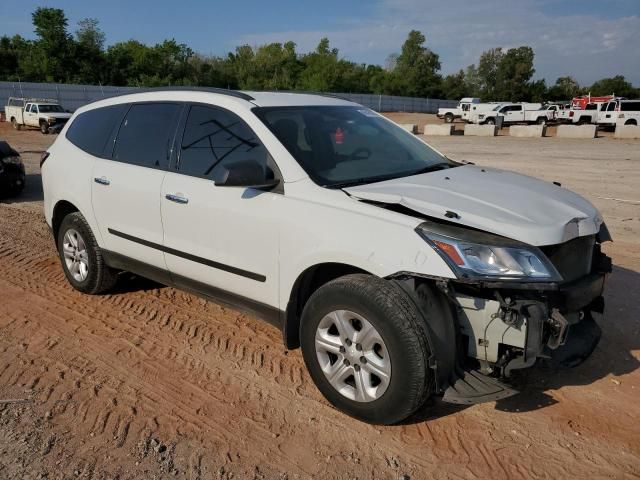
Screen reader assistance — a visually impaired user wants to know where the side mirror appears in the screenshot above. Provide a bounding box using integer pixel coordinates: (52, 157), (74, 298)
(214, 159), (280, 190)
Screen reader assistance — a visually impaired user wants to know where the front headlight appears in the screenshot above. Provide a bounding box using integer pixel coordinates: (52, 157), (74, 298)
(416, 222), (562, 282)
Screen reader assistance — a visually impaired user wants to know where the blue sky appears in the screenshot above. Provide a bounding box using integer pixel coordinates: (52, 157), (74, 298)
(1, 0), (639, 85)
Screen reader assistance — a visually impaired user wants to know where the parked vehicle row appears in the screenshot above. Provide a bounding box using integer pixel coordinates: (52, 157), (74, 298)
(4, 97), (72, 134)
(42, 88), (611, 424)
(447, 95), (640, 128)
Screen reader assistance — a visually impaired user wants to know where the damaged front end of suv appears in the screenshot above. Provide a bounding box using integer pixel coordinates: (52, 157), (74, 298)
(391, 218), (612, 405)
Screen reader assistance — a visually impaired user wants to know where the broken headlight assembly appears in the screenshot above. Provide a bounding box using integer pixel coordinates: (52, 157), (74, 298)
(416, 222), (562, 282)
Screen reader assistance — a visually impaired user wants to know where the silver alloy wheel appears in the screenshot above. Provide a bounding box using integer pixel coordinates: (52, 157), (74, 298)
(62, 228), (89, 282)
(315, 309), (391, 402)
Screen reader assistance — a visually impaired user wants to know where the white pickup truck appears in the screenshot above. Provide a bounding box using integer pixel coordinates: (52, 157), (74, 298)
(470, 103), (552, 125)
(568, 102), (605, 125)
(5, 97), (72, 134)
(437, 97), (481, 123)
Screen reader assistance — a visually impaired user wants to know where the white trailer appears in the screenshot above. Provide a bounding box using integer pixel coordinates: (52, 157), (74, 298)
(437, 97), (481, 123)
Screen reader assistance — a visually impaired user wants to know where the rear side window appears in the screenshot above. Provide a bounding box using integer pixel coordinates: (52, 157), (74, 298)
(113, 103), (181, 168)
(66, 105), (127, 157)
(620, 102), (640, 112)
(178, 105), (268, 179)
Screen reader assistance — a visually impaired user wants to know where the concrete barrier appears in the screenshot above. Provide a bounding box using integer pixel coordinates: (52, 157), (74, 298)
(556, 125), (597, 139)
(424, 124), (454, 136)
(397, 123), (417, 134)
(464, 124), (498, 137)
(509, 125), (546, 138)
(614, 125), (640, 139)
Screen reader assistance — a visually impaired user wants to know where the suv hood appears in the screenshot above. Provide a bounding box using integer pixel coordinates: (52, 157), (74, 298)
(345, 165), (603, 246)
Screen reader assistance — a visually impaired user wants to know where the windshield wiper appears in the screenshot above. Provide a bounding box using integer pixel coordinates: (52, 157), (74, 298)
(409, 162), (455, 176)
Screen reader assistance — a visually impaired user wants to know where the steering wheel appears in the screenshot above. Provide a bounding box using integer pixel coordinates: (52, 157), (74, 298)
(349, 147), (372, 161)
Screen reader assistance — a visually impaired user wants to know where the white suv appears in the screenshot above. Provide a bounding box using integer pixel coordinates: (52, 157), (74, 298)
(42, 88), (611, 424)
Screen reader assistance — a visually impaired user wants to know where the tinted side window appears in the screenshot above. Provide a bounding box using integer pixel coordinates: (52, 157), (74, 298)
(178, 105), (268, 179)
(621, 102), (640, 112)
(114, 103), (181, 168)
(66, 104), (128, 157)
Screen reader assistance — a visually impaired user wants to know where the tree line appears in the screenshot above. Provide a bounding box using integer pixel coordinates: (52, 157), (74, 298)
(1, 7), (638, 102)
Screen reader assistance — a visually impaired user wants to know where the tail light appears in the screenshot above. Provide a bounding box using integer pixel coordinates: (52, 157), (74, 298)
(40, 151), (50, 168)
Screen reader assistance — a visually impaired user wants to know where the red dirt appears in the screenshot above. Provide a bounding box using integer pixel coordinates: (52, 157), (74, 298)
(0, 121), (638, 479)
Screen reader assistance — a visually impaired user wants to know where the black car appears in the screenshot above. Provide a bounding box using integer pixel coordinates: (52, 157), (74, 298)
(0, 141), (25, 197)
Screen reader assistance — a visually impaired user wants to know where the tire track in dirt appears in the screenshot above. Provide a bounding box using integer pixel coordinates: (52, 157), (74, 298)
(1, 203), (639, 479)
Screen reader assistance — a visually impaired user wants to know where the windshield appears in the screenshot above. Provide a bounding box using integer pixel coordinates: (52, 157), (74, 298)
(38, 104), (64, 113)
(254, 106), (451, 187)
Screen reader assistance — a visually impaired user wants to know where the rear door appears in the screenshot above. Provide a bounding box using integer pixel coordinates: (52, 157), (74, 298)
(505, 105), (523, 123)
(91, 102), (183, 269)
(160, 103), (281, 308)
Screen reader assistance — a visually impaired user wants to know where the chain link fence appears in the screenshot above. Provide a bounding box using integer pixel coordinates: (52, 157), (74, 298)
(0, 81), (457, 115)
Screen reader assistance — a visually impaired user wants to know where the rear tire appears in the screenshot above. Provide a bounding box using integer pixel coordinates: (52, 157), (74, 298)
(300, 274), (433, 425)
(444, 113), (454, 123)
(11, 118), (21, 130)
(57, 212), (118, 294)
(625, 119), (637, 126)
(537, 117), (547, 125)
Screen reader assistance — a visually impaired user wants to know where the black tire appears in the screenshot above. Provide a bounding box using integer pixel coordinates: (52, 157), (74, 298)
(40, 122), (49, 134)
(11, 118), (21, 130)
(444, 113), (454, 123)
(57, 212), (118, 294)
(485, 117), (496, 125)
(625, 119), (637, 126)
(537, 117), (547, 125)
(300, 274), (433, 425)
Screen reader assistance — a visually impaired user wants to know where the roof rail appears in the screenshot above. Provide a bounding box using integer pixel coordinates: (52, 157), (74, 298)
(256, 90), (350, 101)
(117, 86), (255, 101)
(7, 97), (59, 105)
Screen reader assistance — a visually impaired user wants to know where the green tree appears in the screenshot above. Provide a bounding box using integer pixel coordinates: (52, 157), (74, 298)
(476, 48), (503, 99)
(30, 7), (73, 82)
(547, 76), (582, 101)
(390, 30), (442, 97)
(589, 75), (636, 98)
(441, 70), (470, 99)
(297, 38), (340, 91)
(73, 18), (106, 84)
(495, 46), (536, 101)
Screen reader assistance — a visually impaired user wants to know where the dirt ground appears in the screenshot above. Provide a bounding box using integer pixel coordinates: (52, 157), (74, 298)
(0, 119), (639, 480)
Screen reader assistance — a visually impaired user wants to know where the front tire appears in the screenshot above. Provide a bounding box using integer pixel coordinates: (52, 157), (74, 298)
(57, 212), (117, 294)
(40, 122), (49, 134)
(625, 119), (637, 126)
(444, 113), (454, 123)
(300, 274), (433, 425)
(485, 117), (496, 125)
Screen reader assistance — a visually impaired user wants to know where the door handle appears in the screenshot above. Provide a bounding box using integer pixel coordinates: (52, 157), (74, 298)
(165, 193), (189, 204)
(94, 176), (110, 186)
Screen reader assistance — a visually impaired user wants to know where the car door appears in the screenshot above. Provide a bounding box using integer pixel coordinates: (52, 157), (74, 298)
(506, 105), (523, 122)
(160, 104), (281, 309)
(91, 102), (183, 270)
(24, 104), (38, 127)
